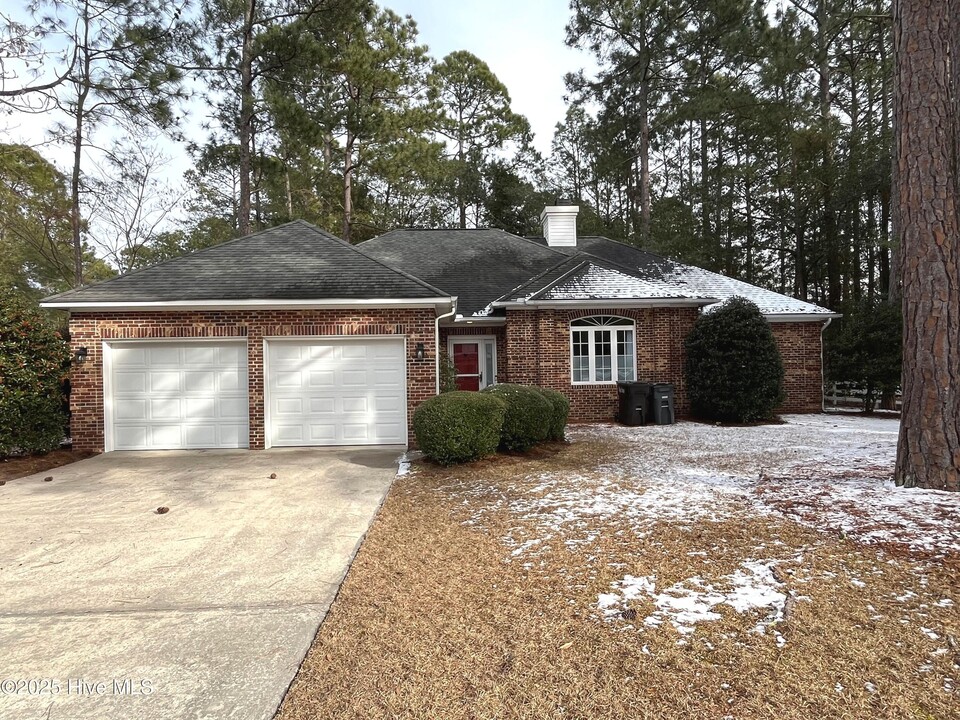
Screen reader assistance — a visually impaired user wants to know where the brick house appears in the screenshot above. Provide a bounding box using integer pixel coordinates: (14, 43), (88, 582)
(42, 207), (837, 453)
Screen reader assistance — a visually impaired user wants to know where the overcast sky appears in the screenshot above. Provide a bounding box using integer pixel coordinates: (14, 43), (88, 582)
(3, 0), (590, 178)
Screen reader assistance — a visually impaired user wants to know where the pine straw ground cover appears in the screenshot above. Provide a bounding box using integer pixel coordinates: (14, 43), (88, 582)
(278, 414), (959, 720)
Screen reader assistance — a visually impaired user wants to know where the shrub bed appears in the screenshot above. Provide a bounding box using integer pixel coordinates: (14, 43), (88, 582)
(413, 391), (506, 465)
(481, 383), (552, 452)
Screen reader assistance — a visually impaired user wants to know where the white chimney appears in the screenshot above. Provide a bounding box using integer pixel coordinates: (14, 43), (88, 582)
(540, 204), (580, 247)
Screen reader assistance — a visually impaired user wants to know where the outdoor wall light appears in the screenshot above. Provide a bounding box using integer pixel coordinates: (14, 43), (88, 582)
(74, 347), (88, 364)
(414, 342), (426, 361)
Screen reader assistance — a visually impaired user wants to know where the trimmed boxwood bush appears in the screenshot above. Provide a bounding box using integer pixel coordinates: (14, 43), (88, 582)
(684, 296), (785, 423)
(0, 290), (71, 456)
(413, 391), (506, 465)
(481, 383), (552, 452)
(535, 387), (570, 441)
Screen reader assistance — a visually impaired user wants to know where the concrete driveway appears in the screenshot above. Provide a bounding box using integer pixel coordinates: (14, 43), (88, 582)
(0, 447), (399, 720)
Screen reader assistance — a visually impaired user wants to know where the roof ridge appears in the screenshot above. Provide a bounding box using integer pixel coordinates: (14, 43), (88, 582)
(490, 255), (587, 304)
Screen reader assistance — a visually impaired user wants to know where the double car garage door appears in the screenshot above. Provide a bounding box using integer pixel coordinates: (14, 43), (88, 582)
(106, 338), (406, 450)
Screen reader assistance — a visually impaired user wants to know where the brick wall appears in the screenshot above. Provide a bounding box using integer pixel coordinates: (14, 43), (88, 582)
(502, 307), (699, 422)
(770, 321), (825, 413)
(498, 310), (826, 421)
(68, 309), (437, 452)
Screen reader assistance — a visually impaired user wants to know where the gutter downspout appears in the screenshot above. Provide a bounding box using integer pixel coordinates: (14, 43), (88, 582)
(820, 316), (834, 412)
(435, 299), (458, 394)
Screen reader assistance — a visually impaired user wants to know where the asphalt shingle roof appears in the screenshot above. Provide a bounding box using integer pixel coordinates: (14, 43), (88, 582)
(362, 229), (835, 318)
(44, 221), (449, 304)
(359, 228), (567, 316)
(553, 236), (836, 316)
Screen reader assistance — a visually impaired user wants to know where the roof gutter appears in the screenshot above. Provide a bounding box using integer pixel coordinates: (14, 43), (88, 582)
(492, 297), (718, 309)
(765, 312), (843, 323)
(40, 298), (457, 312)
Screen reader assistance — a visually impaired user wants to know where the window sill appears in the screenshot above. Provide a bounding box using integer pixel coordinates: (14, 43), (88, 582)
(571, 380), (630, 386)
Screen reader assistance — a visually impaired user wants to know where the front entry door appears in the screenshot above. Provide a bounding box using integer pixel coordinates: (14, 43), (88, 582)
(450, 337), (496, 391)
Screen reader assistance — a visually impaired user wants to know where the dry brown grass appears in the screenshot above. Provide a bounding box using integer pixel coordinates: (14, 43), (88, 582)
(278, 438), (959, 720)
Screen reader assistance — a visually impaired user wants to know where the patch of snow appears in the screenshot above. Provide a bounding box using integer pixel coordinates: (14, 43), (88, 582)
(396, 451), (420, 477)
(598, 560), (787, 637)
(921, 627), (941, 641)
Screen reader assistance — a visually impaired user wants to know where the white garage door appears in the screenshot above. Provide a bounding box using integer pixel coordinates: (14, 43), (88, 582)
(267, 338), (406, 447)
(107, 341), (249, 450)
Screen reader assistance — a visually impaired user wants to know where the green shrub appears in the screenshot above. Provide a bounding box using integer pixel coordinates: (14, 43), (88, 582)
(826, 298), (901, 412)
(413, 391), (506, 465)
(0, 291), (71, 456)
(684, 296), (785, 423)
(535, 387), (570, 441)
(481, 383), (552, 452)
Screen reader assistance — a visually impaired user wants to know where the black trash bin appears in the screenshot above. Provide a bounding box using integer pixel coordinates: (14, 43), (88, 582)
(617, 381), (652, 426)
(650, 383), (675, 425)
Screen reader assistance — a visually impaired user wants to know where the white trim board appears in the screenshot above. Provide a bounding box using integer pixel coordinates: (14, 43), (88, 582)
(43, 297), (456, 311)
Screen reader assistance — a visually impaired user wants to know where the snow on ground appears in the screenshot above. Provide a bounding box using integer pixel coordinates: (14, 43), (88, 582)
(446, 413), (960, 637)
(597, 560), (790, 643)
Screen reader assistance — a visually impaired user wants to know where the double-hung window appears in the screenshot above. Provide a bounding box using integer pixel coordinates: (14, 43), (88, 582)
(570, 316), (636, 384)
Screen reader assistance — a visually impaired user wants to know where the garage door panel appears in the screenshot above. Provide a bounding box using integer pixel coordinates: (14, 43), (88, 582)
(308, 370), (335, 388)
(149, 346), (181, 365)
(268, 338), (406, 447)
(219, 397), (247, 419)
(184, 398), (215, 419)
(115, 399), (147, 420)
(184, 370), (216, 392)
(150, 425), (182, 447)
(114, 372), (147, 393)
(183, 424), (217, 447)
(150, 397), (181, 419)
(275, 371), (302, 387)
(374, 396), (402, 412)
(275, 398), (303, 415)
(308, 397), (336, 415)
(308, 424), (337, 442)
(109, 341), (248, 451)
(219, 369), (243, 391)
(341, 369), (370, 388)
(149, 371), (182, 393)
(341, 396), (368, 413)
(113, 347), (147, 366)
(115, 426), (148, 448)
(373, 368), (403, 386)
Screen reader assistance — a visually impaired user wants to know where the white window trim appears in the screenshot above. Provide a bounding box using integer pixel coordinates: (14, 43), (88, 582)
(569, 317), (636, 386)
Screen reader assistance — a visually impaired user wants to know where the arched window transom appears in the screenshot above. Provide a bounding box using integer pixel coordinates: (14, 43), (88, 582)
(570, 316), (636, 384)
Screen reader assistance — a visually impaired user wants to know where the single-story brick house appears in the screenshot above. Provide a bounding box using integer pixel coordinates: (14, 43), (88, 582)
(42, 206), (838, 452)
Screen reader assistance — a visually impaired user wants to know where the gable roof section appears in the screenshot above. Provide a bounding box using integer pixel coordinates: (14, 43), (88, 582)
(43, 220), (451, 309)
(497, 255), (713, 305)
(543, 235), (838, 319)
(359, 228), (567, 316)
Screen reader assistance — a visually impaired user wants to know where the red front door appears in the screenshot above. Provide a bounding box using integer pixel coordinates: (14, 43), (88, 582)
(452, 342), (481, 391)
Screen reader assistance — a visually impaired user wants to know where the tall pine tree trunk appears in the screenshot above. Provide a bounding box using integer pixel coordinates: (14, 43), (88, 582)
(892, 0), (960, 491)
(237, 0), (256, 237)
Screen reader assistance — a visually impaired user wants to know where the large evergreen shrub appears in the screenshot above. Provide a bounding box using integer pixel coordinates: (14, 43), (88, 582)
(413, 391), (506, 465)
(684, 297), (785, 423)
(826, 299), (901, 412)
(0, 291), (71, 456)
(481, 383), (552, 451)
(535, 387), (570, 441)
